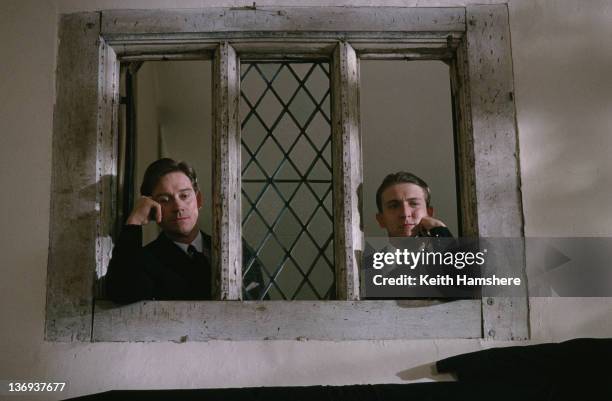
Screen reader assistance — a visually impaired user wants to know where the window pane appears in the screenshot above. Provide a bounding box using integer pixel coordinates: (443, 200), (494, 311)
(361, 60), (459, 237)
(133, 60), (213, 244)
(240, 62), (334, 300)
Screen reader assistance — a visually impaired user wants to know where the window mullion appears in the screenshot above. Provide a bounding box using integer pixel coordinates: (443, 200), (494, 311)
(212, 42), (242, 300)
(331, 42), (362, 301)
(466, 4), (528, 340)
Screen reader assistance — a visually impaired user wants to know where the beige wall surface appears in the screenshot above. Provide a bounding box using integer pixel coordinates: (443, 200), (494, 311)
(1, 0), (612, 399)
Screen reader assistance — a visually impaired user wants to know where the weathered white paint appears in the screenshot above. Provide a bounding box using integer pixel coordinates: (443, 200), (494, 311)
(465, 4), (528, 341)
(95, 35), (120, 291)
(100, 7), (465, 34)
(45, 12), (102, 342)
(332, 42), (363, 300)
(213, 42), (243, 300)
(93, 300), (481, 341)
(3, 0), (612, 399)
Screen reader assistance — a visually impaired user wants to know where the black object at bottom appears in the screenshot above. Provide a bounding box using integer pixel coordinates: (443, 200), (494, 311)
(66, 380), (610, 401)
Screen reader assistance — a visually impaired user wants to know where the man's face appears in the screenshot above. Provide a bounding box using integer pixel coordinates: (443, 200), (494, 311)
(151, 171), (202, 243)
(376, 183), (433, 237)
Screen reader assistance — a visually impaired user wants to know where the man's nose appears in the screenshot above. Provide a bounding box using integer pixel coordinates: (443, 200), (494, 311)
(169, 196), (185, 210)
(400, 203), (412, 217)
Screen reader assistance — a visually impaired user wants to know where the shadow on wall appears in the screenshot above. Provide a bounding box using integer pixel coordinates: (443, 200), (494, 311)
(396, 362), (456, 382)
(511, 0), (612, 235)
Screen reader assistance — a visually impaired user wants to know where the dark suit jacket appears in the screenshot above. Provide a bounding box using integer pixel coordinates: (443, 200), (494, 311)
(105, 225), (265, 303)
(363, 227), (480, 299)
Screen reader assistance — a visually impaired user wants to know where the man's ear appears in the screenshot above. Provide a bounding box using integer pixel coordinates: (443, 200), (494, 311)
(196, 191), (203, 209)
(427, 207), (434, 217)
(376, 213), (386, 229)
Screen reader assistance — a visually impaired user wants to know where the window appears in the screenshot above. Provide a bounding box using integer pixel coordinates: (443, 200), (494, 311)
(115, 60), (215, 248)
(360, 60), (459, 237)
(46, 6), (528, 342)
(240, 61), (334, 300)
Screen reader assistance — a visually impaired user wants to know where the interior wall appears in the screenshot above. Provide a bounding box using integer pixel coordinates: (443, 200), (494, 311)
(134, 61), (162, 243)
(135, 60), (213, 244)
(2, 0), (612, 399)
(361, 60), (458, 237)
(509, 0), (612, 343)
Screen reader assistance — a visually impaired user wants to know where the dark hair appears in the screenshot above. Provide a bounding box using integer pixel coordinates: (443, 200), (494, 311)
(140, 158), (199, 196)
(375, 171), (431, 212)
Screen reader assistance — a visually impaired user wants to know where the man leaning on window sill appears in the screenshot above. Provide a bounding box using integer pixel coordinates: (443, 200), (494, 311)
(105, 158), (265, 303)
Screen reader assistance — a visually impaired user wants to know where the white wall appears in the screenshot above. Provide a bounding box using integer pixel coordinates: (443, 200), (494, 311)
(2, 0), (612, 399)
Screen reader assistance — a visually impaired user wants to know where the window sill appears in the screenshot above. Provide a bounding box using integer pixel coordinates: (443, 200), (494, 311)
(92, 299), (481, 342)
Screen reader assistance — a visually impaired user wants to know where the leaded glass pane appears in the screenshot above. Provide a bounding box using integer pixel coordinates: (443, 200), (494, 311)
(240, 61), (334, 300)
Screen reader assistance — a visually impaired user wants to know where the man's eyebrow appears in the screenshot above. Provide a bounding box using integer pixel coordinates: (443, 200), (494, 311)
(383, 199), (401, 206)
(153, 188), (193, 198)
(384, 197), (422, 204)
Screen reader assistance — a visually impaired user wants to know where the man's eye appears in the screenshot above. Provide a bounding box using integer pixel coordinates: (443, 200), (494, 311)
(180, 193), (190, 200)
(157, 197), (169, 203)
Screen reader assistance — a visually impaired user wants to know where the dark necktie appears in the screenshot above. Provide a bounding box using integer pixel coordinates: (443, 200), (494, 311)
(187, 244), (199, 259)
(187, 245), (211, 298)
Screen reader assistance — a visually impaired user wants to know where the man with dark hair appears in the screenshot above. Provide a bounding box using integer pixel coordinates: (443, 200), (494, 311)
(375, 171), (452, 238)
(105, 158), (264, 303)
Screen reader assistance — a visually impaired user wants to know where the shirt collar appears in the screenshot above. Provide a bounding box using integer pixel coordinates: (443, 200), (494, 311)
(172, 231), (203, 255)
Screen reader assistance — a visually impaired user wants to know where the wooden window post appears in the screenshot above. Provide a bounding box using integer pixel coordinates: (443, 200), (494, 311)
(213, 42), (243, 300)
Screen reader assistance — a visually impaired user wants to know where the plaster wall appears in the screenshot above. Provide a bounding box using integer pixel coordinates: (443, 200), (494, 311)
(1, 0), (612, 399)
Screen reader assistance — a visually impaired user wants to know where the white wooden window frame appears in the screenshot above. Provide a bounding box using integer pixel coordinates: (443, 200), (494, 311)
(45, 5), (528, 342)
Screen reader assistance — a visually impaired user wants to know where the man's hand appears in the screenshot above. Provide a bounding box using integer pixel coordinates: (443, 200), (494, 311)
(413, 216), (446, 237)
(126, 196), (162, 226)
